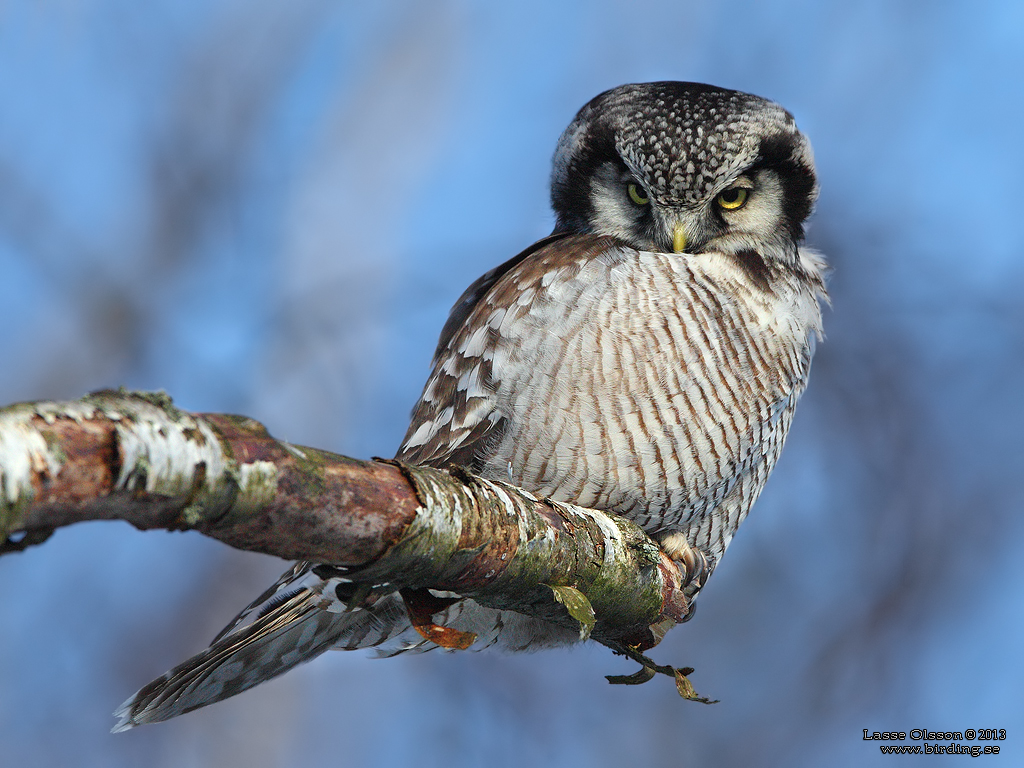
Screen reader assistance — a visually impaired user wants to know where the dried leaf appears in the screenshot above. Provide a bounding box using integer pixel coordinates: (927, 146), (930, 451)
(673, 668), (719, 704)
(548, 584), (596, 640)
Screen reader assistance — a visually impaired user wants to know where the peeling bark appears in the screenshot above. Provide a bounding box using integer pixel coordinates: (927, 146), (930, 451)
(0, 389), (690, 649)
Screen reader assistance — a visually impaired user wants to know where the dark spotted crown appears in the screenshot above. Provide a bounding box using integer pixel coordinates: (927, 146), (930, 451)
(551, 82), (817, 236)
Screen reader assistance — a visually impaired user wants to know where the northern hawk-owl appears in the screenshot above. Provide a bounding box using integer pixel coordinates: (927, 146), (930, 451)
(115, 81), (826, 729)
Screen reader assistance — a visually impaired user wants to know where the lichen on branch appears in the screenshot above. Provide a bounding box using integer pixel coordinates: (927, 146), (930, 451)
(0, 389), (690, 650)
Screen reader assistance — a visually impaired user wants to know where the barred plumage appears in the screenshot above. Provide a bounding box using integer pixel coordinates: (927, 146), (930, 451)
(115, 81), (827, 730)
(401, 234), (823, 564)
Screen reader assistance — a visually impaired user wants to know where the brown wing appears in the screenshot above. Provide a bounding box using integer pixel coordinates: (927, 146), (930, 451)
(432, 232), (569, 361)
(395, 232), (602, 471)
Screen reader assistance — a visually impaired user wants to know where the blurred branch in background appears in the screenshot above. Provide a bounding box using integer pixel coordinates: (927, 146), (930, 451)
(0, 2), (332, 404)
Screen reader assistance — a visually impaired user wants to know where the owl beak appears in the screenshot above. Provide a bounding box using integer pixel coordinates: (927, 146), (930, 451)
(672, 223), (688, 253)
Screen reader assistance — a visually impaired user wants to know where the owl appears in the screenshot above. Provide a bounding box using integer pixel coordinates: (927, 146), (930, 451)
(114, 81), (827, 730)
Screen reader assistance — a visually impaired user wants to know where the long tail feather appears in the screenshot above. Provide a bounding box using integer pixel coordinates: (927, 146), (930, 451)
(114, 591), (342, 730)
(113, 565), (410, 731)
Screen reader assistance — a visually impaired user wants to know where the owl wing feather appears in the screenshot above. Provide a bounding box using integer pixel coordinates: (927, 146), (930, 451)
(397, 233), (616, 471)
(398, 233), (571, 469)
(432, 232), (570, 360)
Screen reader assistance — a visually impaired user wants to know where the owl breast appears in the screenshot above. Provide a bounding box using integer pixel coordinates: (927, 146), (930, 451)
(469, 235), (820, 538)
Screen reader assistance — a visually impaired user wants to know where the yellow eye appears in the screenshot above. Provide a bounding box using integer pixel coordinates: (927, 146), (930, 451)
(627, 183), (649, 206)
(716, 187), (748, 210)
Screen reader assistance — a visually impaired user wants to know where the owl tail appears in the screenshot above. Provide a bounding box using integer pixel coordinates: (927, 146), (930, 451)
(112, 564), (415, 731)
(114, 565), (578, 729)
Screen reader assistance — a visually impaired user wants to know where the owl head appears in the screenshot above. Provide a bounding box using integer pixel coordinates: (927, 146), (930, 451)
(550, 82), (817, 262)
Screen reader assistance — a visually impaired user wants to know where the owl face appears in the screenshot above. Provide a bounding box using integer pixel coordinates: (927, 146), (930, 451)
(550, 82), (817, 261)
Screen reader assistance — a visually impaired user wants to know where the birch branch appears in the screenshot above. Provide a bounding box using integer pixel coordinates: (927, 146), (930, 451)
(0, 389), (691, 651)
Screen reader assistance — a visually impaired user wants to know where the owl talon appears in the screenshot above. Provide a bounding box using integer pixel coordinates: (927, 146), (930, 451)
(657, 533), (714, 596)
(682, 549), (712, 594)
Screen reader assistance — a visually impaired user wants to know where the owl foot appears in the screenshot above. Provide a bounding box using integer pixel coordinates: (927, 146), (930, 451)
(656, 532), (713, 598)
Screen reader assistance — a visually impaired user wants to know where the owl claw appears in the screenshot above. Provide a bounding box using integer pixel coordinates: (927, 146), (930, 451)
(680, 548), (712, 595)
(672, 545), (710, 624)
(656, 532), (714, 597)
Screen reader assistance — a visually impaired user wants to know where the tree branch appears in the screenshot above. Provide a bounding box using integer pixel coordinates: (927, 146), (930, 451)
(0, 389), (692, 652)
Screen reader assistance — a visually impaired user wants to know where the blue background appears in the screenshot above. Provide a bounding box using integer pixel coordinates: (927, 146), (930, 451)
(0, 2), (1021, 766)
